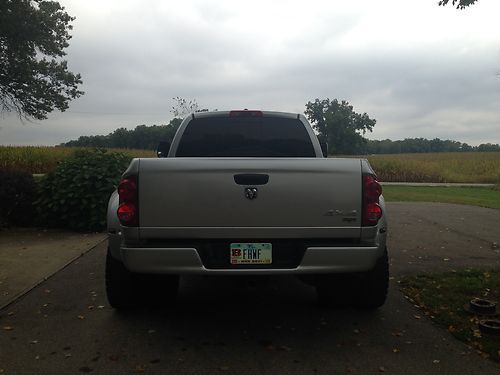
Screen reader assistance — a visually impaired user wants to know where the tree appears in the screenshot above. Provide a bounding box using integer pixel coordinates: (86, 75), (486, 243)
(62, 119), (182, 150)
(438, 0), (478, 9)
(0, 0), (83, 120)
(305, 98), (376, 155)
(170, 97), (200, 118)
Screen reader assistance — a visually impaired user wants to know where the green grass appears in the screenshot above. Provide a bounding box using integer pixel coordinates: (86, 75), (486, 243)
(383, 185), (500, 210)
(400, 269), (500, 363)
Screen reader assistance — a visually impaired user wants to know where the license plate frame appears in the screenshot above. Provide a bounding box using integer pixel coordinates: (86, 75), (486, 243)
(230, 243), (272, 265)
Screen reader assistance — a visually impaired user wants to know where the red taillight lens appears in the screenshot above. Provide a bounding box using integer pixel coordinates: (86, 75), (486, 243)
(117, 176), (138, 226)
(365, 203), (382, 224)
(364, 176), (382, 202)
(363, 174), (382, 226)
(118, 178), (137, 201)
(117, 203), (136, 224)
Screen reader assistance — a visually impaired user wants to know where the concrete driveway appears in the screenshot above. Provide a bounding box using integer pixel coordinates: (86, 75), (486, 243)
(0, 202), (499, 374)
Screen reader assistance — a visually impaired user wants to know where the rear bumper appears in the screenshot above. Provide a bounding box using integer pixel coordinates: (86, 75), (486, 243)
(120, 245), (384, 275)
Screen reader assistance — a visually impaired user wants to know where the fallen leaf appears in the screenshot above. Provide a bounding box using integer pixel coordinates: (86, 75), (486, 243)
(30, 340), (39, 344)
(77, 315), (85, 320)
(2, 326), (13, 331)
(413, 315), (421, 320)
(391, 332), (403, 337)
(7, 312), (14, 316)
(65, 354), (72, 358)
(97, 306), (105, 309)
(433, 360), (440, 364)
(133, 365), (146, 373)
(392, 348), (400, 353)
(278, 345), (292, 352)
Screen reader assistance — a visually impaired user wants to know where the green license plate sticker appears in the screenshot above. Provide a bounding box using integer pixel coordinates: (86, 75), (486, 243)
(230, 243), (272, 265)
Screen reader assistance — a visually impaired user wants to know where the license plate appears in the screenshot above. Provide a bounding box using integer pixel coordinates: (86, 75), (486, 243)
(230, 243), (272, 264)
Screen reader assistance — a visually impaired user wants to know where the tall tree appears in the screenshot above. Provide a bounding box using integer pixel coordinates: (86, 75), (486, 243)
(170, 97), (199, 118)
(305, 98), (376, 155)
(0, 0), (83, 120)
(438, 0), (478, 9)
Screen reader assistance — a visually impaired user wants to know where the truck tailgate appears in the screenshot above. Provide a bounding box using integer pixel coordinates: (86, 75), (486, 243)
(137, 158), (362, 238)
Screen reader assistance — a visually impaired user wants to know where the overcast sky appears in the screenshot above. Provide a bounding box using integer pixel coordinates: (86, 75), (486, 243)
(1, 0), (500, 146)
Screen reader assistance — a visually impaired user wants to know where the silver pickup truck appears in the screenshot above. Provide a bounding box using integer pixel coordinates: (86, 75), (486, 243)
(106, 110), (388, 309)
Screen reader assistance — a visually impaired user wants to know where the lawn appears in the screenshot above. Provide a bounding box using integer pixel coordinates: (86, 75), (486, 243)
(400, 269), (500, 363)
(382, 185), (500, 210)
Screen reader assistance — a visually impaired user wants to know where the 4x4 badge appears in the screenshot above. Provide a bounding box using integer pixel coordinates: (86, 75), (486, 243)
(245, 187), (258, 200)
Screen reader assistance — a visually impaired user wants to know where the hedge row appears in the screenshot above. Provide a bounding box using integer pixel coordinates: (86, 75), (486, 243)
(0, 149), (132, 231)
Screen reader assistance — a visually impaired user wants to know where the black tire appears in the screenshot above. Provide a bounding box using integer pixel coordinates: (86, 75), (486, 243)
(105, 248), (179, 309)
(315, 248), (389, 309)
(316, 273), (356, 307)
(352, 248), (389, 309)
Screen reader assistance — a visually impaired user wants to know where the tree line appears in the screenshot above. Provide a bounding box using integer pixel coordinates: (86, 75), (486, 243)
(61, 118), (499, 154)
(365, 138), (499, 154)
(63, 119), (181, 150)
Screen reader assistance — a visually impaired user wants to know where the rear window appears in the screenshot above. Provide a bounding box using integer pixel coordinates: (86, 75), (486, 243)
(176, 117), (316, 157)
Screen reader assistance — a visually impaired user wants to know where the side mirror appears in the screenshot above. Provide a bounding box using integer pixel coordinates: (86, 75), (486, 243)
(319, 140), (328, 157)
(156, 141), (170, 158)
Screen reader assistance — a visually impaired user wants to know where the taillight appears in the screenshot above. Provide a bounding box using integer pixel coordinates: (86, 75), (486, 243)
(362, 174), (382, 226)
(117, 176), (138, 226)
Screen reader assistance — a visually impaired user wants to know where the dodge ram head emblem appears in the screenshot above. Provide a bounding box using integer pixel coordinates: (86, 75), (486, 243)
(245, 187), (258, 200)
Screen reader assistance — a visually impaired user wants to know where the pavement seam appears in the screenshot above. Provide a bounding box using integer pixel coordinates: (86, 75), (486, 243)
(411, 212), (497, 247)
(0, 236), (107, 311)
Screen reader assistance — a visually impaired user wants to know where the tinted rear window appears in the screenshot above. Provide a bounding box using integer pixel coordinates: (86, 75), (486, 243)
(176, 117), (316, 157)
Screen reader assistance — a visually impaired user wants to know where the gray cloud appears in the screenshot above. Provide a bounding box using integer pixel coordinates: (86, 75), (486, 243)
(1, 0), (500, 146)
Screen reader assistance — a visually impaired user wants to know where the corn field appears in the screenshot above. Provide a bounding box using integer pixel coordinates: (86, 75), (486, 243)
(1, 146), (499, 183)
(0, 146), (155, 174)
(365, 152), (500, 183)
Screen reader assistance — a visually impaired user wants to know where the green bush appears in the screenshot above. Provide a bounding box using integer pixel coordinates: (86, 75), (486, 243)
(0, 170), (37, 227)
(35, 149), (132, 231)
